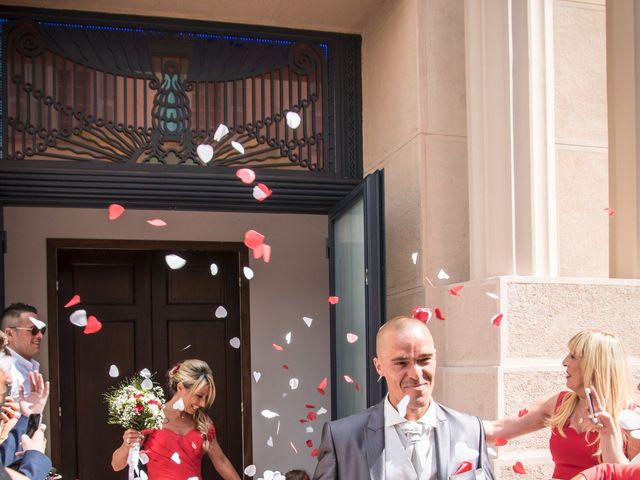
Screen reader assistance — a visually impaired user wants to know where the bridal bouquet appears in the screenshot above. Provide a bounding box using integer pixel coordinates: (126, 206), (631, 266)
(105, 373), (165, 480)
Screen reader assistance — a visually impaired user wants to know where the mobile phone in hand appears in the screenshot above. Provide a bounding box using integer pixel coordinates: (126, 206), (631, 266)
(25, 413), (42, 437)
(584, 387), (599, 424)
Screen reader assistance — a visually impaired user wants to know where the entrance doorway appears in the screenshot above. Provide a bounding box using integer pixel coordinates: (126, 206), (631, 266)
(47, 239), (251, 480)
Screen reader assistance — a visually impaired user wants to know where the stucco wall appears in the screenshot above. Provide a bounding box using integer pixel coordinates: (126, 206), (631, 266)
(3, 206), (330, 475)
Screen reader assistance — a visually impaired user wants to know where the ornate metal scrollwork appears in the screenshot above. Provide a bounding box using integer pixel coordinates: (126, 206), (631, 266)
(7, 21), (45, 58)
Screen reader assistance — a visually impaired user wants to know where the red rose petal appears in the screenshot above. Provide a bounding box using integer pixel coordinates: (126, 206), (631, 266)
(282, 364), (289, 370)
(252, 243), (264, 259)
(305, 404), (316, 409)
(434, 307), (445, 320)
(64, 294), (81, 308)
(262, 244), (272, 263)
(253, 183), (273, 202)
(298, 419), (308, 423)
(355, 382), (361, 392)
(84, 315), (103, 334)
(328, 296), (340, 305)
(272, 343), (284, 351)
(512, 461), (526, 475)
(306, 439), (313, 448)
(491, 313), (504, 327)
(518, 409), (529, 417)
(494, 438), (508, 446)
(244, 230), (265, 249)
(412, 306), (432, 323)
(311, 448), (318, 457)
(108, 203), (125, 220)
(454, 462), (473, 475)
(147, 218), (167, 227)
(449, 285), (464, 296)
(317, 377), (328, 395)
(307, 412), (317, 421)
(236, 168), (256, 184)
(604, 207), (616, 217)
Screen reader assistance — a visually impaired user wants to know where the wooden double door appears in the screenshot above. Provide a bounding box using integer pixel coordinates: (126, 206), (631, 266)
(49, 240), (250, 480)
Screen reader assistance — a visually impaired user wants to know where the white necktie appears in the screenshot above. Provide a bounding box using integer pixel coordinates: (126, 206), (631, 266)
(399, 421), (425, 477)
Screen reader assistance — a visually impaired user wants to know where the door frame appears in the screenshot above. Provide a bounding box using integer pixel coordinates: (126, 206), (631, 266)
(46, 238), (252, 471)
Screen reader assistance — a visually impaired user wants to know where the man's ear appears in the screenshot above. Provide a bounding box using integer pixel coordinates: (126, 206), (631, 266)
(373, 357), (383, 377)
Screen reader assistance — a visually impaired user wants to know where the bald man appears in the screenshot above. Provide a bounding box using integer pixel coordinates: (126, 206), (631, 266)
(313, 316), (495, 480)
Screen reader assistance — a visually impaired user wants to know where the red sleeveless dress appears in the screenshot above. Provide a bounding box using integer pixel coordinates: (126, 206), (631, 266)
(142, 423), (216, 480)
(549, 391), (599, 479)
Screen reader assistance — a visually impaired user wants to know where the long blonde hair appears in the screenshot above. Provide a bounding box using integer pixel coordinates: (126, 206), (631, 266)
(546, 329), (634, 456)
(167, 359), (216, 444)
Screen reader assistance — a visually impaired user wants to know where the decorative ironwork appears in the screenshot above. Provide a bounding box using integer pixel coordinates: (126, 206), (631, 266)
(4, 20), (328, 171)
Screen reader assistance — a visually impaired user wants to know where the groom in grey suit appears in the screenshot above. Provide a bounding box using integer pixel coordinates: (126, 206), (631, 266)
(313, 316), (495, 480)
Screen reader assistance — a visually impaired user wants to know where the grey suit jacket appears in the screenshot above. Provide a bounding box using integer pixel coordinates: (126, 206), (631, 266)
(312, 400), (496, 480)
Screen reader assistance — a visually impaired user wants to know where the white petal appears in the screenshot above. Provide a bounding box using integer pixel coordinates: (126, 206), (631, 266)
(213, 124), (229, 142)
(289, 378), (299, 390)
(277, 420), (281, 435)
(285, 332), (292, 344)
(486, 292), (500, 300)
(264, 469), (274, 479)
(620, 409), (640, 430)
(140, 368), (151, 378)
(215, 306), (228, 318)
(244, 465), (257, 477)
(303, 316), (313, 327)
(437, 268), (450, 280)
(411, 252), (418, 265)
(108, 365), (119, 378)
(210, 263), (219, 276)
(253, 371), (261, 382)
(305, 426), (314, 433)
(454, 441), (479, 462)
(170, 452), (181, 464)
(261, 409), (280, 419)
(229, 337), (241, 349)
(243, 267), (254, 280)
(267, 436), (274, 447)
(69, 310), (88, 327)
(231, 141), (245, 154)
(196, 144), (214, 164)
(317, 407), (327, 415)
(165, 254), (186, 270)
(141, 378), (153, 390)
(487, 447), (497, 456)
(631, 430), (640, 439)
(397, 394), (410, 418)
(286, 111), (301, 129)
(28, 317), (46, 330)
(173, 398), (185, 411)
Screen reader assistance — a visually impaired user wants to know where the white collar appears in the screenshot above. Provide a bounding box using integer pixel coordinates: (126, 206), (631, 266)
(6, 347), (40, 372)
(384, 394), (438, 429)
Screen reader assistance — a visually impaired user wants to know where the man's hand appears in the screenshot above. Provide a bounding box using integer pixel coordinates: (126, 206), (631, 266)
(18, 372), (49, 416)
(20, 424), (46, 454)
(0, 396), (20, 443)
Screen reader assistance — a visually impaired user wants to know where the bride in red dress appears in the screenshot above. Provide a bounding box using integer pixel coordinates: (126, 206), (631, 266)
(111, 359), (240, 480)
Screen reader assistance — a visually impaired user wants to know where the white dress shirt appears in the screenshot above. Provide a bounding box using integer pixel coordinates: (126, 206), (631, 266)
(5, 347), (39, 397)
(384, 395), (438, 480)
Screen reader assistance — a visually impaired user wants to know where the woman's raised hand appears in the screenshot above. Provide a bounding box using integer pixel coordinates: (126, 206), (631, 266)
(122, 429), (145, 449)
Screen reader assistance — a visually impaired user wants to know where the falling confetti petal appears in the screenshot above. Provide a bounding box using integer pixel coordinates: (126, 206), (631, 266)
(346, 333), (358, 343)
(141, 377), (153, 390)
(262, 244), (272, 263)
(518, 409), (528, 417)
(289, 378), (299, 390)
(243, 267), (254, 280)
(512, 462), (526, 475)
(213, 123), (229, 142)
(494, 438), (508, 446)
(311, 448), (318, 457)
(412, 306), (432, 323)
(282, 364), (289, 370)
(411, 252), (418, 264)
(343, 375), (354, 383)
(229, 337), (241, 349)
(171, 452), (181, 464)
(147, 218), (167, 227)
(455, 442), (479, 461)
(272, 343), (284, 351)
(303, 316), (313, 327)
(210, 263), (219, 276)
(277, 420), (281, 435)
(253, 371), (261, 382)
(285, 332), (292, 344)
(355, 383), (361, 392)
(196, 144), (214, 164)
(84, 315), (102, 334)
(487, 447), (497, 456)
(306, 439), (313, 448)
(631, 430), (640, 439)
(236, 168), (255, 184)
(267, 436), (274, 447)
(435, 308), (445, 320)
(64, 294), (81, 308)
(261, 409), (280, 419)
(69, 309), (88, 327)
(307, 412), (317, 421)
(290, 441), (298, 453)
(286, 111), (301, 129)
(491, 313), (504, 327)
(454, 462), (473, 475)
(306, 426), (314, 433)
(620, 409), (640, 430)
(305, 404), (315, 409)
(180, 344), (191, 351)
(244, 230), (265, 249)
(604, 207), (616, 217)
(140, 368), (151, 378)
(397, 394), (410, 418)
(449, 285), (464, 296)
(108, 203), (125, 220)
(328, 296), (340, 305)
(317, 407), (327, 415)
(486, 292), (500, 300)
(253, 183), (273, 202)
(165, 254), (186, 270)
(244, 465), (257, 477)
(173, 398), (185, 411)
(109, 365), (119, 378)
(28, 317), (46, 330)
(232, 141), (245, 155)
(215, 306), (228, 318)
(437, 268), (450, 280)
(317, 377), (328, 395)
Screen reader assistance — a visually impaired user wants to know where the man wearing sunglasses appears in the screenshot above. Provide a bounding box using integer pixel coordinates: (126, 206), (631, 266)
(0, 303), (44, 396)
